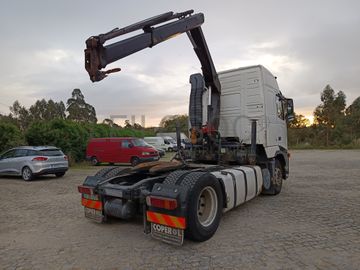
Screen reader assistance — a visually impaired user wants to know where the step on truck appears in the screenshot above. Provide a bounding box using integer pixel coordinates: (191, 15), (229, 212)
(78, 10), (295, 245)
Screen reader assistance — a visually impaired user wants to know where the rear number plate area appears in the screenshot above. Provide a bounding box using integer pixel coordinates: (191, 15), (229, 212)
(151, 223), (184, 245)
(84, 207), (103, 223)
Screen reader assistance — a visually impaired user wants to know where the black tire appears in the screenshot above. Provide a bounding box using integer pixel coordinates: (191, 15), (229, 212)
(91, 156), (99, 166)
(163, 170), (189, 185)
(22, 166), (33, 181)
(131, 157), (140, 167)
(94, 166), (131, 178)
(95, 167), (116, 177)
(168, 147), (173, 152)
(263, 159), (283, 195)
(104, 167), (131, 178)
(164, 171), (223, 242)
(55, 172), (66, 177)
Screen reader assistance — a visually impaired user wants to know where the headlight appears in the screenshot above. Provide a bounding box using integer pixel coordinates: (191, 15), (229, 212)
(142, 152), (150, 155)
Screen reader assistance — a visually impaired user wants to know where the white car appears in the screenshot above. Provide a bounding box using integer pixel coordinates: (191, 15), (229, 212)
(143, 137), (167, 151)
(0, 146), (69, 181)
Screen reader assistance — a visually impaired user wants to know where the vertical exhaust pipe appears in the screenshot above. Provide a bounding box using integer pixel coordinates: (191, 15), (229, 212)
(249, 120), (257, 165)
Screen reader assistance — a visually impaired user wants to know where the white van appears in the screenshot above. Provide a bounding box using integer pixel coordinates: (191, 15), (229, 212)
(162, 136), (178, 152)
(143, 137), (167, 151)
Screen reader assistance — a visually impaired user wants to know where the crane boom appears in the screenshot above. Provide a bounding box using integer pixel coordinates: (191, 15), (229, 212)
(84, 10), (222, 160)
(84, 10), (220, 95)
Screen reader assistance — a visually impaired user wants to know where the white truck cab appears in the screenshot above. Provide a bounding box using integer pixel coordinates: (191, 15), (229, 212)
(194, 65), (294, 179)
(218, 65), (289, 158)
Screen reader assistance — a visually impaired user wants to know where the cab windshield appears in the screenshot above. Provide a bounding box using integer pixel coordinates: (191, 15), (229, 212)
(132, 139), (148, 147)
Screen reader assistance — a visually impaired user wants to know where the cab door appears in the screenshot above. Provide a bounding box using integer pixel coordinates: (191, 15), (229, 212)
(275, 97), (287, 149)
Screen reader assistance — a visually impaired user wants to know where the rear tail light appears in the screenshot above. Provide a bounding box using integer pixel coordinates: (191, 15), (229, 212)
(146, 196), (178, 210)
(32, 156), (48, 161)
(78, 185), (94, 195)
(82, 197), (102, 210)
(64, 155), (68, 160)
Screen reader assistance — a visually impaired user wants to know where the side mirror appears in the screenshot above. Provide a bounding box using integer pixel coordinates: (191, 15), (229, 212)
(286, 98), (295, 122)
(128, 143), (134, 148)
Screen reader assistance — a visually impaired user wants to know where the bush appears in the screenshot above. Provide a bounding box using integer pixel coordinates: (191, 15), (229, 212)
(0, 122), (25, 153)
(25, 119), (156, 162)
(26, 119), (88, 162)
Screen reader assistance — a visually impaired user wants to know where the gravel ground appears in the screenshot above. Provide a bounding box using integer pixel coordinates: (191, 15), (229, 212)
(0, 150), (359, 269)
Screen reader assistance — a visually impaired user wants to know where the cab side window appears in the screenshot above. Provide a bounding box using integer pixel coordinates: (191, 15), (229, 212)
(276, 99), (285, 120)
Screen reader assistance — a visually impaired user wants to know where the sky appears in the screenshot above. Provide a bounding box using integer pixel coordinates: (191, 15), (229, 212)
(0, 0), (359, 126)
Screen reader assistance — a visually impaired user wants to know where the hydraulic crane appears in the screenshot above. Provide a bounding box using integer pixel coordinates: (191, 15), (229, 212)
(85, 10), (221, 162)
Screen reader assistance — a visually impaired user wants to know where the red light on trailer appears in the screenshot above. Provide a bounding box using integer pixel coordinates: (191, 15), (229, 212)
(64, 155), (68, 160)
(146, 196), (178, 210)
(32, 156), (48, 161)
(78, 185), (94, 195)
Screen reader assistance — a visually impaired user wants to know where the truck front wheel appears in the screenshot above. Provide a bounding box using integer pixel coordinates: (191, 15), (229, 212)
(263, 159), (283, 195)
(185, 174), (223, 242)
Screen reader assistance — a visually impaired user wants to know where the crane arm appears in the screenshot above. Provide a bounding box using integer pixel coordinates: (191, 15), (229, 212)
(84, 10), (220, 95)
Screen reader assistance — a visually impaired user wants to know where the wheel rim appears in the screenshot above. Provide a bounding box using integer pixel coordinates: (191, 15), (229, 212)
(197, 186), (218, 227)
(23, 168), (31, 180)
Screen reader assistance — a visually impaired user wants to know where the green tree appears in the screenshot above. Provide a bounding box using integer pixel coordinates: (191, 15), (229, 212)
(0, 122), (25, 152)
(287, 113), (313, 147)
(0, 113), (18, 127)
(26, 119), (89, 162)
(288, 113), (310, 129)
(132, 123), (143, 130)
(66, 89), (97, 123)
(313, 85), (346, 146)
(124, 120), (132, 128)
(29, 99), (66, 121)
(9, 100), (33, 130)
(102, 118), (114, 127)
(345, 96), (360, 143)
(159, 114), (189, 134)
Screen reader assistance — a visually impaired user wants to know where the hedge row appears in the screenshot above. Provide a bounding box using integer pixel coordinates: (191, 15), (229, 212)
(0, 119), (154, 162)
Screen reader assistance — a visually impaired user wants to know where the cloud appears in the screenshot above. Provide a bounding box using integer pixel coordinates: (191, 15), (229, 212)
(1, 0), (359, 124)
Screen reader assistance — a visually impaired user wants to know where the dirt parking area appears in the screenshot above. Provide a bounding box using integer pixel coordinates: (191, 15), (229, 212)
(0, 150), (359, 269)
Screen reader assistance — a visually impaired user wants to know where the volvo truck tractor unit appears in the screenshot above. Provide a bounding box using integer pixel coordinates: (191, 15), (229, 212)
(78, 10), (294, 245)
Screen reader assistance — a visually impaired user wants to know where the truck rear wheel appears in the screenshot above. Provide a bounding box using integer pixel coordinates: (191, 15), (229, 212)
(164, 171), (223, 242)
(185, 173), (223, 242)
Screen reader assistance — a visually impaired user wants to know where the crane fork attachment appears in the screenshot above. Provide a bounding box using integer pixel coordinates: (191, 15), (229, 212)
(85, 10), (197, 82)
